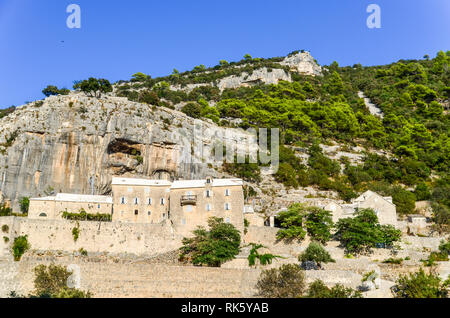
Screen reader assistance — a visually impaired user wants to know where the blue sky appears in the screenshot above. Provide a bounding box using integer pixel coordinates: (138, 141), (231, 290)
(0, 0), (449, 108)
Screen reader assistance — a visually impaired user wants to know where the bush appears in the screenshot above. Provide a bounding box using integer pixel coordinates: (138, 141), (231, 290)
(391, 268), (448, 298)
(12, 235), (30, 261)
(306, 280), (362, 298)
(179, 217), (241, 267)
(299, 242), (335, 269)
(382, 257), (403, 265)
(33, 264), (91, 298)
(1, 224), (9, 233)
(19, 197), (30, 214)
(181, 102), (203, 119)
(62, 210), (112, 222)
(72, 226), (80, 242)
(256, 264), (306, 298)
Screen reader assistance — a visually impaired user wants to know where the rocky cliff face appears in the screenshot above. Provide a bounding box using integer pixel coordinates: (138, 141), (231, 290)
(0, 94), (253, 209)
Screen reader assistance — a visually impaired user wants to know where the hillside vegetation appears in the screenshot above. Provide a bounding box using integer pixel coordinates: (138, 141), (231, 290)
(4, 50), (449, 229)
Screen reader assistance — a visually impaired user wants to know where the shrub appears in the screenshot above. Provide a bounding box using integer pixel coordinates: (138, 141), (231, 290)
(179, 217), (241, 267)
(72, 226), (80, 242)
(256, 264), (306, 298)
(181, 102), (203, 119)
(62, 210), (112, 222)
(33, 264), (91, 298)
(1, 224), (9, 233)
(391, 268), (448, 298)
(299, 242), (335, 269)
(19, 197), (30, 214)
(306, 280), (362, 298)
(382, 257), (403, 265)
(12, 235), (30, 261)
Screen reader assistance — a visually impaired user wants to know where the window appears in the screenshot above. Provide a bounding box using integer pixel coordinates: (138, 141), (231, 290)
(206, 178), (211, 184)
(206, 190), (212, 198)
(148, 211), (151, 216)
(148, 198), (152, 205)
(120, 211), (124, 216)
(206, 204), (211, 211)
(225, 203), (231, 211)
(121, 197), (126, 204)
(134, 210), (139, 215)
(134, 197), (139, 205)
(225, 218), (231, 224)
(162, 213), (166, 219)
(98, 204), (101, 209)
(128, 187), (133, 193)
(225, 189), (231, 196)
(181, 219), (186, 225)
(144, 187), (150, 194)
(39, 213), (47, 217)
(186, 205), (193, 212)
(160, 198), (165, 205)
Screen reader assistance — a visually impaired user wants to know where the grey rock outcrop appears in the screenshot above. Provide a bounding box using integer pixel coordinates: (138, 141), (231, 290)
(0, 94), (255, 210)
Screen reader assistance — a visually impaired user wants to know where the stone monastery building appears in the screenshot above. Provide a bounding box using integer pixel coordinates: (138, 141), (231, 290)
(28, 177), (246, 233)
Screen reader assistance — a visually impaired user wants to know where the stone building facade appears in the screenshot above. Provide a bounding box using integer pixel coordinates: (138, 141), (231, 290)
(324, 190), (397, 226)
(28, 193), (113, 219)
(168, 177), (245, 235)
(28, 177), (246, 233)
(111, 178), (172, 224)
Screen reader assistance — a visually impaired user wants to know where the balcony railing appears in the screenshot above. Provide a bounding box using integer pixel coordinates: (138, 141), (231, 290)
(181, 195), (197, 206)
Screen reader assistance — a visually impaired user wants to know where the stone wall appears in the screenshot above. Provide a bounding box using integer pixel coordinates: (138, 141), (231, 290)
(0, 255), (261, 298)
(0, 217), (182, 258)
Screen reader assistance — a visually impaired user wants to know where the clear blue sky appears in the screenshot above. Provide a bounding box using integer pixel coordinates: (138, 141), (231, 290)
(0, 0), (449, 108)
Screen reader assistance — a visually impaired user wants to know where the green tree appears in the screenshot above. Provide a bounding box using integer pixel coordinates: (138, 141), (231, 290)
(179, 217), (241, 267)
(305, 208), (334, 244)
(335, 209), (401, 254)
(276, 204), (307, 242)
(256, 264), (306, 298)
(392, 268), (448, 298)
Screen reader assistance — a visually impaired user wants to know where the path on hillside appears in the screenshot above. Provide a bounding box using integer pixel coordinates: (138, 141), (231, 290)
(358, 91), (384, 118)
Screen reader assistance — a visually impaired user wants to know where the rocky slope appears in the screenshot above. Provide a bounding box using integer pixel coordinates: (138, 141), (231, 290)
(0, 94), (256, 209)
(0, 51), (323, 210)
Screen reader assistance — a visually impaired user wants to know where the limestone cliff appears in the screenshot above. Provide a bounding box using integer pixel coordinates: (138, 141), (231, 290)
(0, 94), (253, 209)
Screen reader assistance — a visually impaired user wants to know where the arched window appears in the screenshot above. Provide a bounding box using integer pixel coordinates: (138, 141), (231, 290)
(225, 189), (231, 196)
(206, 204), (212, 212)
(225, 203), (231, 211)
(206, 190), (212, 198)
(134, 197), (139, 205)
(121, 197), (126, 204)
(148, 198), (152, 205)
(39, 213), (47, 217)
